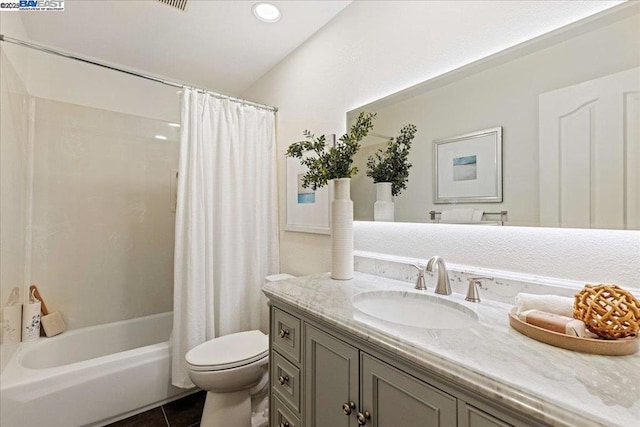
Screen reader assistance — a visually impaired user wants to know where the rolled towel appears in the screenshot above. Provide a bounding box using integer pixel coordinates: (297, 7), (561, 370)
(515, 293), (574, 318)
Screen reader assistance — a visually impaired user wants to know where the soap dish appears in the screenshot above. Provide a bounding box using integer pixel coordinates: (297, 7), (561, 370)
(508, 307), (638, 356)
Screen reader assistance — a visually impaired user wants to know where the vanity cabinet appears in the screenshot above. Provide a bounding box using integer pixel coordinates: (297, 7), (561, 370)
(270, 304), (543, 427)
(304, 323), (457, 426)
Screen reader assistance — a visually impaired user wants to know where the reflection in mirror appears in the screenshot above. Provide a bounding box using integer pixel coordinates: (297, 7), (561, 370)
(348, 4), (640, 229)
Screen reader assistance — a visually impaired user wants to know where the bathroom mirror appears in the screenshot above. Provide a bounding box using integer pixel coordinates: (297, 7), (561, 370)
(348, 4), (640, 229)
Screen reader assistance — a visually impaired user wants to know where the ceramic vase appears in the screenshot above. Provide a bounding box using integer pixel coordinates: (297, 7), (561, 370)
(331, 178), (353, 280)
(374, 182), (394, 222)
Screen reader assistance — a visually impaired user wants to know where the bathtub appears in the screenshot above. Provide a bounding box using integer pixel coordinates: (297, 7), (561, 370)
(0, 312), (192, 426)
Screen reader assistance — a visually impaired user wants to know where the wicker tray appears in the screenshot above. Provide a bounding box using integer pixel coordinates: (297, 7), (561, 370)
(508, 307), (638, 356)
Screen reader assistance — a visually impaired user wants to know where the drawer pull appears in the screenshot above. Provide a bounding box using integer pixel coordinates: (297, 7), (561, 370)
(279, 422), (290, 427)
(278, 328), (290, 338)
(278, 375), (290, 385)
(342, 401), (356, 415)
(357, 411), (371, 425)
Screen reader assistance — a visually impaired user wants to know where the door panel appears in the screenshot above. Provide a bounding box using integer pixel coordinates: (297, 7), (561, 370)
(304, 324), (359, 427)
(539, 67), (640, 229)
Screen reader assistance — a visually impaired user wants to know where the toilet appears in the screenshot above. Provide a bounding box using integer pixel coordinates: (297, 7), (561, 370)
(186, 330), (269, 427)
(185, 274), (295, 427)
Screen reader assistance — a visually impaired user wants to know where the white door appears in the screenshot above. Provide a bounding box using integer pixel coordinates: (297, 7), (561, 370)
(539, 67), (640, 229)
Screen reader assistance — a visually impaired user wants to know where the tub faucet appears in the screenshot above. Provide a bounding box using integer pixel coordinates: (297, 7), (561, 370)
(426, 256), (451, 295)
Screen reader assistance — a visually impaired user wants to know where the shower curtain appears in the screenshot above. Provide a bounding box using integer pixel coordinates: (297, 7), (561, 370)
(171, 89), (279, 388)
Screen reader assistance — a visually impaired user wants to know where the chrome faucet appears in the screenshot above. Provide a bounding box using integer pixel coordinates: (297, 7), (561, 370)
(426, 256), (451, 295)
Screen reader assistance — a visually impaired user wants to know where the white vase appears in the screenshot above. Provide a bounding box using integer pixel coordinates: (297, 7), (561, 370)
(331, 178), (353, 280)
(374, 182), (395, 222)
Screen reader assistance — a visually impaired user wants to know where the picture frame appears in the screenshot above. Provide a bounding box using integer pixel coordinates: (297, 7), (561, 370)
(284, 135), (336, 234)
(433, 127), (503, 203)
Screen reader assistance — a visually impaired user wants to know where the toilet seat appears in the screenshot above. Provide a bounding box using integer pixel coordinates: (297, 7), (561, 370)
(186, 330), (268, 372)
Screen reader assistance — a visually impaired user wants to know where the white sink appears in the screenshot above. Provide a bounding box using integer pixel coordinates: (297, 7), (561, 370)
(352, 290), (478, 330)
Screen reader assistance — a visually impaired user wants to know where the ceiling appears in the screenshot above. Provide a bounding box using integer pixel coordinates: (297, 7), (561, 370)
(18, 0), (351, 95)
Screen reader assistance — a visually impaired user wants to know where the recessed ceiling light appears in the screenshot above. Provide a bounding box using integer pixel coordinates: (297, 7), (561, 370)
(168, 123), (181, 128)
(252, 3), (281, 23)
(155, 135), (168, 140)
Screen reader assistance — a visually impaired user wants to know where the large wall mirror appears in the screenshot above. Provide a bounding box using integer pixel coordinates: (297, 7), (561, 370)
(348, 3), (640, 229)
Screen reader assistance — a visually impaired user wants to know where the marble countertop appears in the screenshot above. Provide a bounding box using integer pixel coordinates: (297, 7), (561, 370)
(262, 272), (639, 427)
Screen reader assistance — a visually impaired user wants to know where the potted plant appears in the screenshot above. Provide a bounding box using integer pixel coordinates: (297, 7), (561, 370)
(365, 124), (417, 221)
(286, 111), (376, 280)
(285, 111), (376, 190)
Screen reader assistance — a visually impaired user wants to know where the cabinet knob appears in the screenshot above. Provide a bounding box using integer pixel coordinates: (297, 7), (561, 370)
(342, 401), (356, 415)
(279, 422), (290, 427)
(278, 328), (290, 338)
(278, 375), (289, 385)
(356, 411), (371, 425)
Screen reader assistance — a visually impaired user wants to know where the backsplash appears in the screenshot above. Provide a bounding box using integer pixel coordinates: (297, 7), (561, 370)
(353, 251), (620, 304)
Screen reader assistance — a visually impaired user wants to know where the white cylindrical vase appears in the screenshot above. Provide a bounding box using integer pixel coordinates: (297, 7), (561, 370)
(331, 178), (353, 280)
(374, 182), (395, 222)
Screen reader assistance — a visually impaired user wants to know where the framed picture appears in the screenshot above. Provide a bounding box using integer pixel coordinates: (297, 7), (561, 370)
(433, 127), (502, 203)
(284, 136), (335, 234)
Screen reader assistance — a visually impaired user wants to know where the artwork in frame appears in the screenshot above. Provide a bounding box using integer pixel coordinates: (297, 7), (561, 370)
(433, 127), (503, 203)
(285, 135), (336, 234)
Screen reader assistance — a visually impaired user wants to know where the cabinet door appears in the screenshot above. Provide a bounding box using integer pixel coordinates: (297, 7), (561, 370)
(305, 324), (359, 427)
(360, 354), (457, 427)
(459, 401), (536, 427)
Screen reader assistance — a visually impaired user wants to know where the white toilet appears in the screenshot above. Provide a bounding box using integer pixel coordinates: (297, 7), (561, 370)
(185, 274), (295, 427)
(186, 330), (269, 427)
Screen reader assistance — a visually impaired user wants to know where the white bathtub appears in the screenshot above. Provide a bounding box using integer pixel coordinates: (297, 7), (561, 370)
(0, 312), (192, 427)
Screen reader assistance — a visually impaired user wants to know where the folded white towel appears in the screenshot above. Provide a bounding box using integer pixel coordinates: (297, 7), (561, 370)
(471, 210), (484, 222)
(515, 293), (574, 318)
(441, 208), (475, 222)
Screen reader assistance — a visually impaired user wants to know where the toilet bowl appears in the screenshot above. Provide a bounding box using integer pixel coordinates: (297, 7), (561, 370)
(186, 330), (269, 427)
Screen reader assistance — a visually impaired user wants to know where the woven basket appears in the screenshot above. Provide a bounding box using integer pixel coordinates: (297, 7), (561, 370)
(574, 284), (640, 339)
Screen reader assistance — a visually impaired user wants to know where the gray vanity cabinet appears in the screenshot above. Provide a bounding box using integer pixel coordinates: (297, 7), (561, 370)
(270, 304), (539, 427)
(303, 324), (456, 426)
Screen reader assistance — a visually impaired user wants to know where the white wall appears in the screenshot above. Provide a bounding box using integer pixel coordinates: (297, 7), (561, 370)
(242, 1), (640, 285)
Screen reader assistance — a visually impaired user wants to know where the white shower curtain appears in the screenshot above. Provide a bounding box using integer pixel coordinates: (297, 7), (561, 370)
(171, 89), (279, 388)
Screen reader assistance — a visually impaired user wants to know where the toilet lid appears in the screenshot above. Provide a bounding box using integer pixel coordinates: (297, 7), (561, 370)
(186, 330), (268, 371)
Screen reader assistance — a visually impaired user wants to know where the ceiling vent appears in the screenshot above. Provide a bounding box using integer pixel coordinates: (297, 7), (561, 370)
(156, 0), (188, 12)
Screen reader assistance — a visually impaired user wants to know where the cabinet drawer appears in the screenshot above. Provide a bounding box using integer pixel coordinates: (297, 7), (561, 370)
(272, 307), (301, 363)
(272, 395), (303, 427)
(272, 351), (302, 413)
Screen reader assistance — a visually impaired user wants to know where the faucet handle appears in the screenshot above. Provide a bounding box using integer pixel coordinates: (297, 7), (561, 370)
(465, 277), (493, 303)
(413, 265), (427, 291)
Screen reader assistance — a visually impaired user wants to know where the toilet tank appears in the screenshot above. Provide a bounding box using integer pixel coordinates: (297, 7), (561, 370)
(261, 274), (295, 333)
(265, 274), (296, 283)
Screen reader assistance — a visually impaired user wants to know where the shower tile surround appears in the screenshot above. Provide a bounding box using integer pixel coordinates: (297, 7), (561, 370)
(27, 97), (179, 330)
(262, 272), (640, 426)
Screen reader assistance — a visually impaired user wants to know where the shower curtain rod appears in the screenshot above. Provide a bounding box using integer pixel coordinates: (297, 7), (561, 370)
(0, 34), (278, 113)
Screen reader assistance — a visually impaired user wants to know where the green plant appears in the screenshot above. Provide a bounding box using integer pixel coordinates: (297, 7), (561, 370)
(366, 124), (417, 196)
(286, 112), (376, 190)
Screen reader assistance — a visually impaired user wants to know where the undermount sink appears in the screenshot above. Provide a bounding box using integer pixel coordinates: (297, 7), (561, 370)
(352, 290), (478, 330)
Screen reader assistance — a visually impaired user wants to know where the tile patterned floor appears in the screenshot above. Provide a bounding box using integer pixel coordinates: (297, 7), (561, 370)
(106, 391), (205, 427)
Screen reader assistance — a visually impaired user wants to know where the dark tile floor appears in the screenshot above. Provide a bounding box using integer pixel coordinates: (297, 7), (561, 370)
(106, 391), (206, 427)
